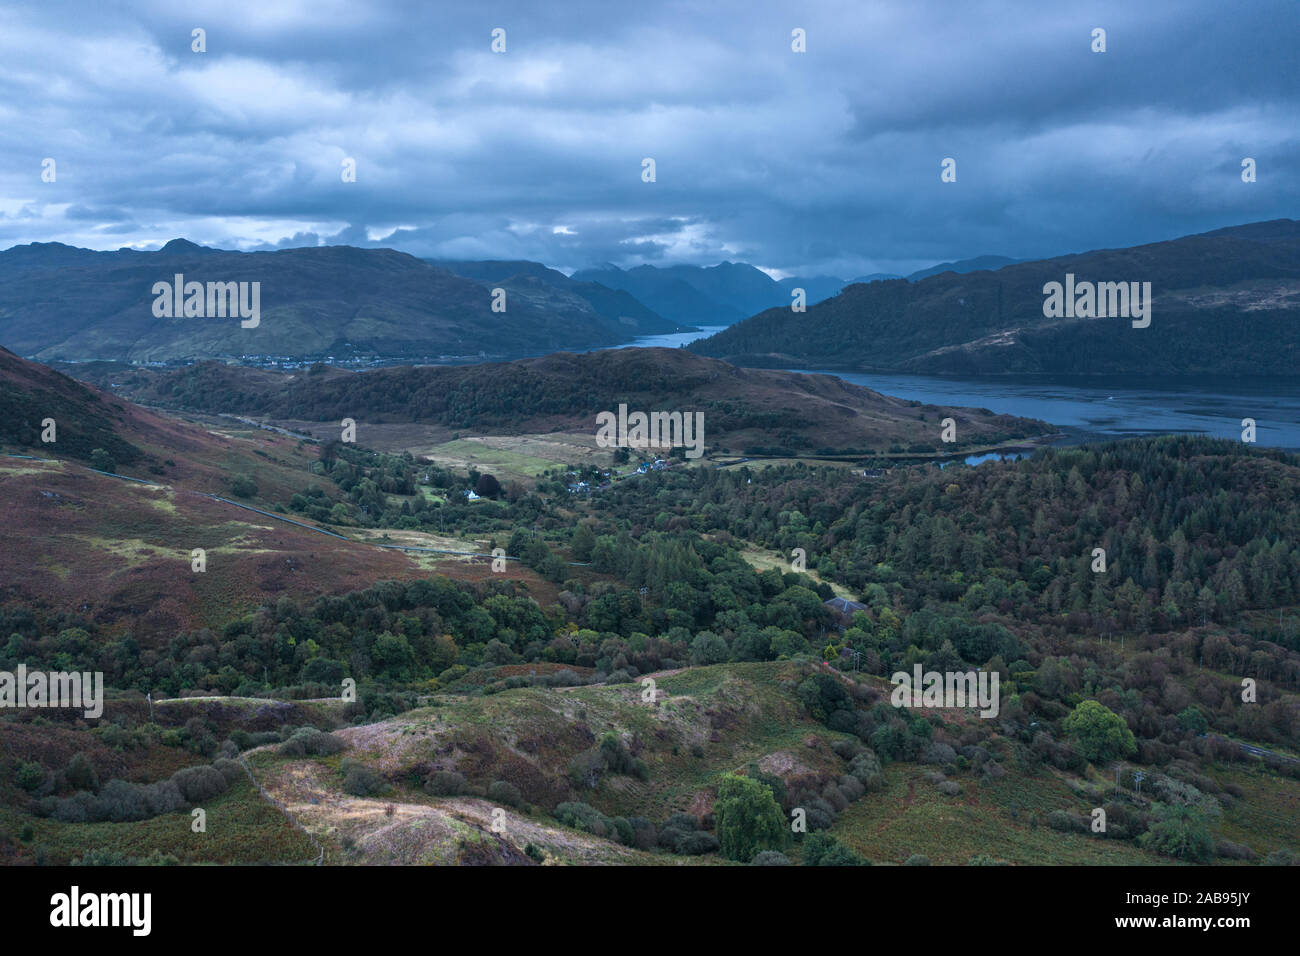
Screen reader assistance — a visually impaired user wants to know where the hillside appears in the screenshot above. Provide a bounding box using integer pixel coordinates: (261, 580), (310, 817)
(689, 220), (1300, 377)
(67, 347), (1055, 455)
(5, 657), (1296, 866)
(0, 240), (676, 363)
(0, 347), (441, 639)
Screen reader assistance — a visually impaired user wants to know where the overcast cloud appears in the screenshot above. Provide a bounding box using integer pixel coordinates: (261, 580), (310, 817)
(0, 0), (1295, 277)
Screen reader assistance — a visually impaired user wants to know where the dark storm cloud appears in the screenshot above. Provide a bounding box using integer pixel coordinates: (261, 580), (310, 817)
(0, 0), (1294, 278)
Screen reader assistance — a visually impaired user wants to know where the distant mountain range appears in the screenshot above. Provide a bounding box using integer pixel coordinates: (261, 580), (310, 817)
(0, 236), (1041, 365)
(568, 256), (1030, 326)
(689, 220), (1300, 378)
(0, 240), (678, 363)
(427, 258), (679, 334)
(569, 262), (851, 326)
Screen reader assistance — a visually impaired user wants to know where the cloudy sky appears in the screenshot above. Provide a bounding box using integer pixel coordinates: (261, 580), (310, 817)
(1, 0), (1295, 278)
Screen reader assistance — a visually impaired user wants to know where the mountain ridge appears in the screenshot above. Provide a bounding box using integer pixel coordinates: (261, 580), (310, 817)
(688, 219), (1300, 378)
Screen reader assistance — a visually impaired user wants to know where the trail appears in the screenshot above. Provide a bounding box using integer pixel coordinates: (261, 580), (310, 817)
(236, 752), (325, 866)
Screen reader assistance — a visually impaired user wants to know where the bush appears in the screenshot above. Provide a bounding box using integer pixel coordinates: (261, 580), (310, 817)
(89, 449), (116, 473)
(280, 727), (346, 757)
(425, 770), (467, 796)
(171, 766), (229, 803)
(847, 751), (885, 791)
(65, 753), (99, 792)
(609, 816), (635, 847)
(1047, 809), (1088, 833)
(487, 780), (522, 807)
(924, 743), (958, 766)
(341, 759), (388, 797)
(627, 816), (657, 850)
(555, 802), (610, 837)
(802, 832), (870, 866)
(673, 831), (720, 855)
(16, 762), (46, 792)
(751, 850), (792, 866)
(212, 758), (244, 785)
(1138, 804), (1214, 863)
(524, 843), (545, 863)
(904, 854), (931, 866)
(1214, 840), (1255, 861)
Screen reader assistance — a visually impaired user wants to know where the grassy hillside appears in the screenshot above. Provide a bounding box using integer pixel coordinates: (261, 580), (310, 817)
(4, 661), (1295, 866)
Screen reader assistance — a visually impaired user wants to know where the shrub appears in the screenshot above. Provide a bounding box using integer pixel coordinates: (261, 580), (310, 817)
(555, 802), (610, 837)
(89, 449), (116, 473)
(674, 831), (720, 856)
(65, 753), (98, 792)
(212, 758), (244, 786)
(627, 816), (657, 850)
(487, 780), (522, 807)
(171, 766), (229, 803)
(425, 770), (467, 796)
(1047, 809), (1088, 833)
(341, 759), (388, 797)
(16, 762), (46, 792)
(905, 854), (931, 866)
(847, 751), (885, 791)
(609, 816), (635, 847)
(1139, 804), (1214, 862)
(803, 832), (869, 866)
(924, 743), (958, 766)
(751, 850), (792, 866)
(1215, 840), (1255, 861)
(280, 727), (346, 757)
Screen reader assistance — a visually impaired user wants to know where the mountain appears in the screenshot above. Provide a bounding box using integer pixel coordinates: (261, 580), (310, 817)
(905, 255), (1021, 281)
(0, 241), (677, 363)
(689, 220), (1300, 378)
(428, 258), (678, 334)
(571, 262), (845, 326)
(777, 275), (849, 304)
(847, 273), (905, 285)
(73, 347), (1053, 454)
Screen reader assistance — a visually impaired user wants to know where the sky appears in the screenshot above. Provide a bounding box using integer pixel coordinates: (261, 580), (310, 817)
(0, 0), (1295, 279)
